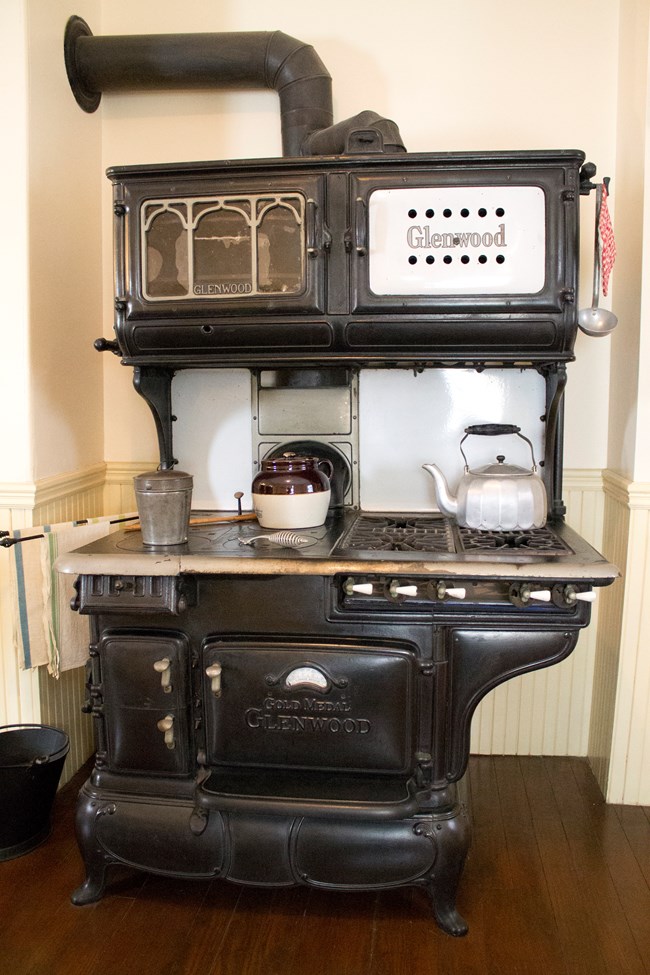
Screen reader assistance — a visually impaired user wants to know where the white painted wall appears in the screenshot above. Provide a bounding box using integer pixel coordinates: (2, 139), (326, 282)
(607, 0), (648, 481)
(97, 0), (619, 477)
(27, 0), (104, 481)
(5, 0), (649, 800)
(0, 0), (31, 483)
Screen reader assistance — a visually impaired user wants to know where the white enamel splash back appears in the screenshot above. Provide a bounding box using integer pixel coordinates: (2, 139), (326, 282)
(172, 370), (253, 510)
(359, 369), (546, 511)
(170, 368), (546, 512)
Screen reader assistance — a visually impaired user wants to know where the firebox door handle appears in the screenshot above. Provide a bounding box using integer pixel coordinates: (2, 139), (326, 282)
(529, 590), (552, 602)
(206, 663), (222, 698)
(156, 715), (175, 749)
(153, 657), (172, 693)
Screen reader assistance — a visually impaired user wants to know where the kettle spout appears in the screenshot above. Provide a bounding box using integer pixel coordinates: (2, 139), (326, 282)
(422, 464), (458, 518)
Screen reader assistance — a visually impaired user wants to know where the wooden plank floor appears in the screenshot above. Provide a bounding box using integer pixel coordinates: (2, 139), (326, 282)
(0, 756), (648, 975)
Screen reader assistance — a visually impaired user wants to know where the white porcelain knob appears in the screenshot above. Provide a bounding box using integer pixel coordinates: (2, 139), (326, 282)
(352, 583), (374, 595)
(393, 585), (418, 597)
(529, 590), (551, 602)
(445, 588), (466, 600)
(574, 590), (597, 602)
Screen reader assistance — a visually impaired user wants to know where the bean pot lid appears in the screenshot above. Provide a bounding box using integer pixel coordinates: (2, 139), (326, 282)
(260, 452), (322, 472)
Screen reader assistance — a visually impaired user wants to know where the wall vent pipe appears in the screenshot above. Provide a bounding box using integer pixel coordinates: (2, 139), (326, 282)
(64, 16), (406, 157)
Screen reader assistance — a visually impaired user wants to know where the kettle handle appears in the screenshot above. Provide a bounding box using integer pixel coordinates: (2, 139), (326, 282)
(460, 425), (538, 471)
(464, 423), (521, 436)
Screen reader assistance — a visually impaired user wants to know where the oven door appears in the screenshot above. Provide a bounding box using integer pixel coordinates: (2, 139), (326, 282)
(202, 638), (417, 775)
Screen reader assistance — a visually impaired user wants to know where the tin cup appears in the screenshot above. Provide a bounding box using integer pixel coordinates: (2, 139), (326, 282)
(133, 470), (193, 546)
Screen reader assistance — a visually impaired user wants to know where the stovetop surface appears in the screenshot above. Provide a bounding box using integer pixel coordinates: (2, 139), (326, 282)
(55, 509), (618, 583)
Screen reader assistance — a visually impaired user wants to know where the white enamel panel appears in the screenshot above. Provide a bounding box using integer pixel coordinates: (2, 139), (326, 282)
(172, 370), (253, 510)
(359, 369), (546, 512)
(368, 186), (546, 295)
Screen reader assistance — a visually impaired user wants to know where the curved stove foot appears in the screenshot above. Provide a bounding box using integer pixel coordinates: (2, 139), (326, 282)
(430, 896), (469, 937)
(71, 871), (107, 906)
(418, 801), (471, 936)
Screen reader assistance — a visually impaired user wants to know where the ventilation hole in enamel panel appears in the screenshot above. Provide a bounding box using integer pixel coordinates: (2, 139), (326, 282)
(496, 207), (505, 217)
(478, 254), (488, 264)
(426, 255), (435, 265)
(425, 208), (434, 218)
(408, 255), (417, 265)
(461, 255), (470, 264)
(496, 254), (505, 264)
(460, 208), (470, 218)
(478, 208), (487, 217)
(443, 255), (452, 264)
(408, 209), (417, 218)
(443, 208), (452, 218)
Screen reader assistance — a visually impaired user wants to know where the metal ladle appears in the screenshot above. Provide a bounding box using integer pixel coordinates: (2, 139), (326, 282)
(578, 183), (618, 337)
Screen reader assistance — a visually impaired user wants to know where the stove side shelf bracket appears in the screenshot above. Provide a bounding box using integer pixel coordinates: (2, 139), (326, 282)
(133, 366), (176, 469)
(540, 363), (567, 520)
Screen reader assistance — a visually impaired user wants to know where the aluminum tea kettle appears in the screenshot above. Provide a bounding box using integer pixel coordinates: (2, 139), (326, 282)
(422, 424), (547, 531)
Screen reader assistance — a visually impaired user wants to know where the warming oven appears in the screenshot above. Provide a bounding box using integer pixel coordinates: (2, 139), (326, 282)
(59, 20), (618, 937)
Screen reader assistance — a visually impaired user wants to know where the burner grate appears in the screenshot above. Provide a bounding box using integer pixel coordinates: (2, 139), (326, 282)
(336, 514), (574, 559)
(339, 516), (454, 553)
(457, 525), (573, 556)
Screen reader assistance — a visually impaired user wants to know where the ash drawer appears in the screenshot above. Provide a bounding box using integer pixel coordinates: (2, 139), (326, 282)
(202, 638), (418, 775)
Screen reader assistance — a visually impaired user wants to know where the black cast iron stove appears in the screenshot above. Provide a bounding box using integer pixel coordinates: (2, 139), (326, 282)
(60, 19), (618, 937)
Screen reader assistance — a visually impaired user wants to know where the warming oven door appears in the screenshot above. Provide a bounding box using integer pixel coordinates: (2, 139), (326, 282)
(346, 157), (582, 356)
(202, 638), (417, 775)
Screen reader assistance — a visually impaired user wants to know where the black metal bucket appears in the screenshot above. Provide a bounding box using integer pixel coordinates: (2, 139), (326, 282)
(0, 724), (69, 860)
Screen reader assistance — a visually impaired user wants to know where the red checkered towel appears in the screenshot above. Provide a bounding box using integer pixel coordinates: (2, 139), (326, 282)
(599, 183), (616, 297)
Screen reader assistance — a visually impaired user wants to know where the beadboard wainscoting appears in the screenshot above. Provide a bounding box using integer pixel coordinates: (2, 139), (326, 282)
(0, 465), (106, 785)
(592, 472), (650, 806)
(1, 464), (648, 801)
(0, 489), (42, 729)
(470, 470), (605, 758)
(103, 460), (153, 515)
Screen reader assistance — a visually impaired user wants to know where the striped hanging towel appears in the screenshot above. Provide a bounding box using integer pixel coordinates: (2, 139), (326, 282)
(10, 515), (134, 677)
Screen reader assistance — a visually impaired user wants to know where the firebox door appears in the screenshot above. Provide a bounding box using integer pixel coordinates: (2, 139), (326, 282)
(202, 640), (417, 774)
(99, 631), (192, 776)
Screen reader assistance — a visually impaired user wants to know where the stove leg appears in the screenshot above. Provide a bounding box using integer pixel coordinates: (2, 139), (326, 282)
(71, 867), (108, 906)
(418, 805), (470, 937)
(70, 790), (113, 905)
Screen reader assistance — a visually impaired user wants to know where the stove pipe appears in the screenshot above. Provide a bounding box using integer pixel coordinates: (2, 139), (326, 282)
(64, 16), (406, 157)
